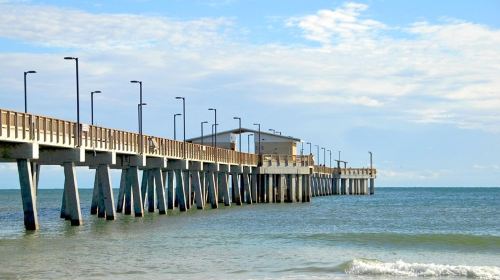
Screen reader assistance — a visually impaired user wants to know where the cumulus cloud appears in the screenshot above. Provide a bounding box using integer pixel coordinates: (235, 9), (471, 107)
(0, 3), (231, 50)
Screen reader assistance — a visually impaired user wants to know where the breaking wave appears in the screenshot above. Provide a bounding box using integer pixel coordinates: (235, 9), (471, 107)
(345, 259), (500, 279)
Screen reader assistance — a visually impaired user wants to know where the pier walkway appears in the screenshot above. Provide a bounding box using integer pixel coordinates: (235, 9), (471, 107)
(0, 108), (376, 230)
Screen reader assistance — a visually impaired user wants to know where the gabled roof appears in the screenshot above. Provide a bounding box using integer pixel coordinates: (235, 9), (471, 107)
(187, 128), (301, 142)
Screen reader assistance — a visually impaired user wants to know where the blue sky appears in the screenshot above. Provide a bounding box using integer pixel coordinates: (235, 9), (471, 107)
(0, 0), (500, 188)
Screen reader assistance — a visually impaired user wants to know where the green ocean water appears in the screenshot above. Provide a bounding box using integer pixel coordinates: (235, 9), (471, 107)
(0, 187), (499, 279)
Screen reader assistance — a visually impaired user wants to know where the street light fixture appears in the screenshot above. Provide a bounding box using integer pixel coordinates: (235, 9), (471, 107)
(175, 97), (186, 158)
(233, 117), (242, 152)
(314, 145), (319, 165)
(321, 147), (326, 166)
(327, 149), (332, 167)
(201, 121), (208, 146)
(130, 80), (143, 152)
(253, 123), (261, 155)
(268, 128), (275, 134)
(137, 103), (146, 153)
(208, 108), (217, 161)
(174, 113), (182, 141)
(306, 142), (312, 155)
(23, 70), (36, 113)
(64, 56), (80, 147)
(90, 90), (101, 126)
(247, 133), (254, 153)
(369, 151), (373, 175)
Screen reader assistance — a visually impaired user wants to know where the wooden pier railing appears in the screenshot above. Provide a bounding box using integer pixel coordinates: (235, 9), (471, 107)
(0, 109), (259, 166)
(313, 165), (376, 176)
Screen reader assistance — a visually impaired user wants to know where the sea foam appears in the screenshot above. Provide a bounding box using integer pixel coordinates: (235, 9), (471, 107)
(346, 259), (500, 279)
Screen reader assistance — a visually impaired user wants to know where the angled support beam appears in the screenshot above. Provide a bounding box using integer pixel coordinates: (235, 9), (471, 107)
(192, 171), (204, 209)
(17, 159), (39, 230)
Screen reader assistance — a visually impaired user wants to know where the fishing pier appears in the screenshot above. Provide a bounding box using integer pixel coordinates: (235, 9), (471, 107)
(0, 108), (376, 230)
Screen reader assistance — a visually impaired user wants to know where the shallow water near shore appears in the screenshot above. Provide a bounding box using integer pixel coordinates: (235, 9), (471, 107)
(1, 187), (499, 279)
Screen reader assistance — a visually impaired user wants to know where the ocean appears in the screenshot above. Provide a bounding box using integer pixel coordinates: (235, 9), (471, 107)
(0, 187), (499, 279)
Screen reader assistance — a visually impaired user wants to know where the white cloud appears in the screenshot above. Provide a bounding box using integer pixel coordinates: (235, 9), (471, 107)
(0, 3), (231, 50)
(286, 2), (386, 45)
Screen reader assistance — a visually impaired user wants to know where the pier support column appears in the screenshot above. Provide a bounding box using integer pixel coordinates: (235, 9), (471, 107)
(125, 166), (144, 217)
(61, 162), (83, 225)
(91, 165), (116, 220)
(243, 173), (252, 204)
(267, 174), (274, 203)
(116, 169), (126, 213)
(251, 173), (258, 203)
(297, 175), (303, 202)
(286, 175), (296, 203)
(301, 175), (308, 202)
(140, 169), (150, 209)
(279, 175), (286, 202)
(192, 171), (204, 210)
(167, 170), (175, 209)
(231, 173), (242, 206)
(175, 170), (187, 211)
(207, 171), (218, 208)
(17, 159), (39, 230)
(153, 168), (167, 214)
(370, 178), (375, 195)
(218, 172), (230, 206)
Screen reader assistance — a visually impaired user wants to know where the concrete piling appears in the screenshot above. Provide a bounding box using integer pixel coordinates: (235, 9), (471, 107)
(17, 159), (39, 230)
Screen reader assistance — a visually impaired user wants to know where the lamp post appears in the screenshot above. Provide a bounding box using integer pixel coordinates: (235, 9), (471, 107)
(314, 145), (319, 165)
(276, 131), (282, 135)
(327, 149), (332, 167)
(130, 80), (143, 152)
(208, 108), (217, 161)
(175, 97), (186, 158)
(201, 121), (208, 145)
(253, 123), (261, 155)
(137, 103), (146, 153)
(321, 147), (326, 166)
(306, 142), (312, 154)
(64, 57), (80, 146)
(233, 117), (241, 151)
(23, 70), (36, 113)
(90, 90), (101, 125)
(174, 113), (181, 141)
(369, 151), (373, 175)
(247, 133), (253, 153)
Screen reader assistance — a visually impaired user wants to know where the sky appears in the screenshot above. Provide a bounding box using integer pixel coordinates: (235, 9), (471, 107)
(0, 0), (499, 188)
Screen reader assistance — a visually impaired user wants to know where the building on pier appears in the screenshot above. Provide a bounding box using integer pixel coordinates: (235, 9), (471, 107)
(187, 128), (301, 155)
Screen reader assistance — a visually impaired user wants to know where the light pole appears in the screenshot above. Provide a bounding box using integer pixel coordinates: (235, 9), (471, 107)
(137, 103), (146, 153)
(175, 97), (186, 158)
(64, 57), (80, 146)
(201, 121), (208, 145)
(300, 141), (304, 156)
(130, 80), (143, 152)
(321, 147), (326, 166)
(233, 117), (241, 152)
(314, 145), (319, 165)
(253, 123), (261, 155)
(276, 131), (282, 135)
(23, 70), (36, 113)
(208, 108), (217, 161)
(90, 90), (101, 126)
(307, 142), (312, 155)
(247, 133), (253, 153)
(174, 113), (181, 141)
(327, 149), (332, 167)
(369, 151), (373, 174)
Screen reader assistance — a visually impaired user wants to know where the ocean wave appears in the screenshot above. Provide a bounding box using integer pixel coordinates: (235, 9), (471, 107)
(298, 233), (500, 252)
(345, 259), (500, 279)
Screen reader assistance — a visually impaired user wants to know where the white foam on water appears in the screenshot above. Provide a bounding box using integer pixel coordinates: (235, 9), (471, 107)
(346, 259), (500, 279)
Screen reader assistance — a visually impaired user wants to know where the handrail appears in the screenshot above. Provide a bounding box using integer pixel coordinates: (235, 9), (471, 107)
(312, 165), (377, 176)
(1, 108), (259, 166)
